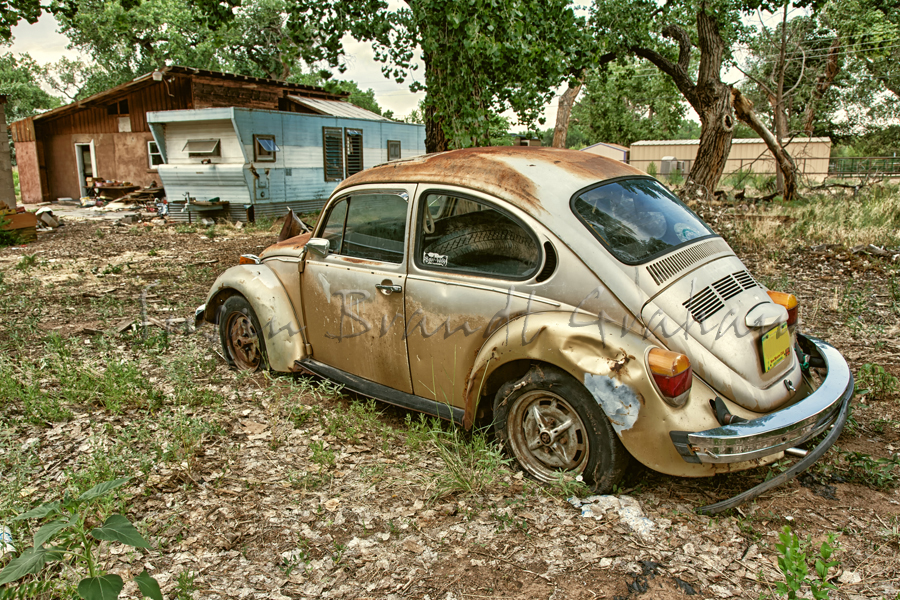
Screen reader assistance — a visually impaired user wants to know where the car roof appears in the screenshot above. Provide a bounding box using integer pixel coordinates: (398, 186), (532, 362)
(334, 146), (646, 215)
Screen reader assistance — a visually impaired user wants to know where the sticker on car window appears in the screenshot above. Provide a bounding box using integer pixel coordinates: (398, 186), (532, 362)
(423, 252), (448, 267)
(674, 223), (704, 243)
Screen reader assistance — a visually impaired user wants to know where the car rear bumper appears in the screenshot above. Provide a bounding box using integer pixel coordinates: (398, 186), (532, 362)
(670, 334), (853, 464)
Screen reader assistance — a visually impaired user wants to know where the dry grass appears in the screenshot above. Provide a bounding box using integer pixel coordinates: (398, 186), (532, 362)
(722, 181), (900, 251)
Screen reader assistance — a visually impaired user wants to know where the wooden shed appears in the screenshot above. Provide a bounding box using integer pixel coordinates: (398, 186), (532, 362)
(148, 106), (425, 221)
(8, 66), (349, 204)
(629, 137), (832, 182)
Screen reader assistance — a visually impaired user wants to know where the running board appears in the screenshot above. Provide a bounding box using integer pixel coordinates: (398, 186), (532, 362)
(295, 359), (465, 425)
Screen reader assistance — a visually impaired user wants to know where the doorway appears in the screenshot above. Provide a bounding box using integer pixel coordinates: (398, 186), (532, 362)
(74, 142), (97, 197)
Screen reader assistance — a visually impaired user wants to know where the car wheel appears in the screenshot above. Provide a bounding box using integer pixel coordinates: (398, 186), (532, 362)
(219, 295), (267, 372)
(493, 365), (629, 492)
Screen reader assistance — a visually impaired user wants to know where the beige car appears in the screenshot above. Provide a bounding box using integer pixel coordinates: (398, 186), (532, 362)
(197, 147), (852, 513)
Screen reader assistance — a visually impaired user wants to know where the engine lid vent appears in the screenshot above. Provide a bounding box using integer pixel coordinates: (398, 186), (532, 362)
(683, 269), (761, 322)
(646, 238), (731, 286)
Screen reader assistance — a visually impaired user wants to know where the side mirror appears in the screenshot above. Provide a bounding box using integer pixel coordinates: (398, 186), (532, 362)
(306, 238), (331, 257)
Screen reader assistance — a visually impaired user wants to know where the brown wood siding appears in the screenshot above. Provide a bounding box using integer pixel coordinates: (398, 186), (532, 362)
(10, 117), (35, 143)
(192, 76), (283, 110)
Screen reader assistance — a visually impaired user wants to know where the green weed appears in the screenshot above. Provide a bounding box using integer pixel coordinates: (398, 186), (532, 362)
(14, 255), (37, 272)
(0, 478), (161, 600)
(768, 526), (839, 600)
(856, 363), (899, 399)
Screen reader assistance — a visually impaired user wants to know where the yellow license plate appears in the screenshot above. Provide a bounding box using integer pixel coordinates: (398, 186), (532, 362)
(761, 322), (791, 372)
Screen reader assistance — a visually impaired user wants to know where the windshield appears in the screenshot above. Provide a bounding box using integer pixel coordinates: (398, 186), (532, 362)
(571, 178), (715, 264)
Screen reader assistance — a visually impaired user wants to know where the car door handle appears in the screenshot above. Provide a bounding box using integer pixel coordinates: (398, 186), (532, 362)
(375, 284), (402, 295)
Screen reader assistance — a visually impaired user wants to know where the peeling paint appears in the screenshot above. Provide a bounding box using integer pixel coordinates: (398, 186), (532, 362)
(584, 373), (641, 434)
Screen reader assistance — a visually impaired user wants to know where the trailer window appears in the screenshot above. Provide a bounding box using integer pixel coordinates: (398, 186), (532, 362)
(346, 129), (363, 176)
(323, 127), (343, 181)
(253, 134), (279, 162)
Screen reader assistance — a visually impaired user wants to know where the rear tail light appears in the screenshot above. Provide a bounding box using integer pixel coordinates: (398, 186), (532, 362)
(648, 348), (692, 407)
(767, 291), (798, 326)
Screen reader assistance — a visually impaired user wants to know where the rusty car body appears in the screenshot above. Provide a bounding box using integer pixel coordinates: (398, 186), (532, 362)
(197, 147), (852, 513)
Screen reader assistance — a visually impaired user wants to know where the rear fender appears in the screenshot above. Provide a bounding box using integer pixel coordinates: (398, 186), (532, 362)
(202, 264), (306, 372)
(463, 311), (778, 477)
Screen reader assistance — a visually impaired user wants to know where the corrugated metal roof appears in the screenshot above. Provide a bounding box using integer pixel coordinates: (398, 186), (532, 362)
(287, 96), (393, 122)
(632, 137), (830, 146)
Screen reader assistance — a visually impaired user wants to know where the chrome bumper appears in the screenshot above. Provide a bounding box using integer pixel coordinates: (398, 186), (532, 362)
(671, 334), (853, 464)
(194, 303), (207, 327)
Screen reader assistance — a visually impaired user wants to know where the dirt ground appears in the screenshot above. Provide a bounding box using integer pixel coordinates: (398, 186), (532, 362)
(1, 209), (899, 600)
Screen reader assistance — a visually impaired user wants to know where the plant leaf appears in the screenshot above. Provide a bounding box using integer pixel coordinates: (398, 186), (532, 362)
(12, 501), (61, 522)
(78, 478), (130, 502)
(90, 515), (151, 548)
(33, 517), (71, 548)
(133, 570), (163, 600)
(0, 547), (48, 585)
(77, 574), (124, 600)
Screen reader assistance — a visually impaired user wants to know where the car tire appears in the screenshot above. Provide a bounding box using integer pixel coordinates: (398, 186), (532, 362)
(424, 221), (537, 267)
(218, 295), (267, 372)
(493, 365), (630, 492)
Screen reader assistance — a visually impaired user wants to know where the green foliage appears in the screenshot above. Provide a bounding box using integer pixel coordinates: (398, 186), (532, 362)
(14, 254), (37, 271)
(573, 59), (689, 147)
(0, 478), (161, 600)
(0, 52), (62, 141)
(405, 415), (512, 501)
(815, 447), (900, 490)
(856, 363), (899, 399)
(771, 526), (839, 600)
(369, 0), (591, 148)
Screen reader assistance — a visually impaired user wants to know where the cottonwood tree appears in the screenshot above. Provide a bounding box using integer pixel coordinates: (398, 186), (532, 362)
(571, 58), (689, 147)
(591, 0), (825, 199)
(365, 0), (591, 152)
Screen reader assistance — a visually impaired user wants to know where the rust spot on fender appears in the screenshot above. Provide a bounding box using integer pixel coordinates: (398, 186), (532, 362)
(334, 147), (642, 215)
(259, 232), (312, 258)
(609, 348), (635, 377)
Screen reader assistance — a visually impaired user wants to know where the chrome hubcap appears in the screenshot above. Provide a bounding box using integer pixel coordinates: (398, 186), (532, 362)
(508, 390), (589, 481)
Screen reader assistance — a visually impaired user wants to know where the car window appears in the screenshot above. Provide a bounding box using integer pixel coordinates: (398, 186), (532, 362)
(321, 199), (347, 252)
(319, 194), (407, 264)
(571, 178), (715, 265)
(417, 192), (539, 279)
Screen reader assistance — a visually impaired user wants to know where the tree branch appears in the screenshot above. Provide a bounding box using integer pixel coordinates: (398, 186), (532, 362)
(631, 46), (698, 107)
(662, 24), (691, 73)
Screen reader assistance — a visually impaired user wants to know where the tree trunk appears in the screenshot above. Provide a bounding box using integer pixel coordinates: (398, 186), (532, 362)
(424, 56), (449, 153)
(732, 88), (799, 202)
(689, 89), (734, 198)
(685, 9), (734, 199)
(552, 81), (583, 148)
(802, 38), (841, 134)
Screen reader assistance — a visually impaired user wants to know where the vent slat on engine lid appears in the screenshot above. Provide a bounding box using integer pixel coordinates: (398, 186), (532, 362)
(646, 238), (731, 286)
(682, 269), (760, 323)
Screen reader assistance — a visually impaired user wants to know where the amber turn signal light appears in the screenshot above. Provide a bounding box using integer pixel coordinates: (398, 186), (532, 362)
(239, 254), (261, 265)
(767, 291), (799, 326)
(648, 348), (692, 407)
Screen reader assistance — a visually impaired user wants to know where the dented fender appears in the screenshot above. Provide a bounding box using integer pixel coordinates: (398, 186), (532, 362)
(201, 264), (306, 372)
(464, 311), (780, 477)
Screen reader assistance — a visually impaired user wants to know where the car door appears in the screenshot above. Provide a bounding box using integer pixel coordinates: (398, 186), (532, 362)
(300, 186), (415, 393)
(404, 187), (552, 407)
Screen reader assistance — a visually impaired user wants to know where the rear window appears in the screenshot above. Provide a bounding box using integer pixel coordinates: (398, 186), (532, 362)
(571, 178), (714, 264)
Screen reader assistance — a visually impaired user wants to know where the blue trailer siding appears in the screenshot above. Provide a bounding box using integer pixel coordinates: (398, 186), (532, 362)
(149, 106), (425, 221)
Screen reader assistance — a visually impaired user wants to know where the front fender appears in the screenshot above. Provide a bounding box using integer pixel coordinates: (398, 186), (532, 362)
(463, 311), (779, 478)
(202, 264), (306, 372)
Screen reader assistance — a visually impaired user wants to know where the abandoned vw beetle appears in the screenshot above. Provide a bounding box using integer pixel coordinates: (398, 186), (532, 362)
(197, 147), (852, 513)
